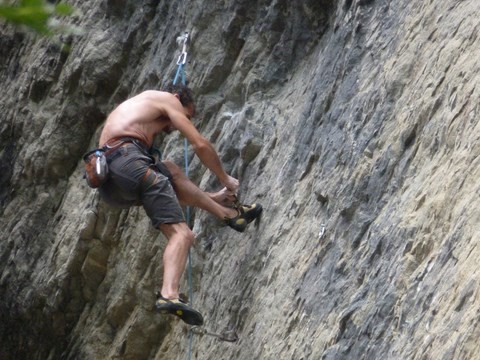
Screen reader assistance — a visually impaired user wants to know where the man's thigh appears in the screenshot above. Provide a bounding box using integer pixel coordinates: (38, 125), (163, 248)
(141, 168), (185, 228)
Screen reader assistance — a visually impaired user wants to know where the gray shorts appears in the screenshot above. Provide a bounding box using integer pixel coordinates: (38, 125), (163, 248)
(99, 142), (185, 228)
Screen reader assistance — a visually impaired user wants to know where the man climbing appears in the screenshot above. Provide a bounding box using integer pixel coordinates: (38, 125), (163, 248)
(97, 84), (262, 326)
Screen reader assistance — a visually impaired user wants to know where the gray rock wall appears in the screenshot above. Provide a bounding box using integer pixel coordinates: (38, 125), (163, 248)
(1, 0), (480, 359)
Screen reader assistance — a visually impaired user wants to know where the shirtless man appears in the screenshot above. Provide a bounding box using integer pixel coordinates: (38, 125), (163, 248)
(97, 84), (262, 326)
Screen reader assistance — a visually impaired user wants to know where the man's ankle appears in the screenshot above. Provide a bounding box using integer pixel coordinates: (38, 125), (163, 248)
(160, 291), (178, 300)
(224, 208), (238, 219)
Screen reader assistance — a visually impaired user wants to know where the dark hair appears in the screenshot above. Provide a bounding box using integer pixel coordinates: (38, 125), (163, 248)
(163, 83), (195, 107)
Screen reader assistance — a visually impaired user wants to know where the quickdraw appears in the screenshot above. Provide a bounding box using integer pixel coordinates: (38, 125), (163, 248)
(173, 32), (189, 86)
(190, 326), (239, 343)
(176, 32), (189, 65)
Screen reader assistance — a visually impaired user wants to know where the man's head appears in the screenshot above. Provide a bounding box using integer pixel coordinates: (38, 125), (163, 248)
(164, 83), (195, 109)
(162, 83), (195, 133)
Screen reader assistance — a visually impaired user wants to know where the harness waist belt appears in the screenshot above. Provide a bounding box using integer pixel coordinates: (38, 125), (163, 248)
(103, 137), (149, 156)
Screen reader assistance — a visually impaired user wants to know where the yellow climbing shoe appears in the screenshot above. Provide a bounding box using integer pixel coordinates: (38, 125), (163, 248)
(225, 203), (263, 232)
(155, 293), (204, 326)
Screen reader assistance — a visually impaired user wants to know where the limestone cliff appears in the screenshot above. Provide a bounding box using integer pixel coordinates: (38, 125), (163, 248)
(1, 0), (480, 359)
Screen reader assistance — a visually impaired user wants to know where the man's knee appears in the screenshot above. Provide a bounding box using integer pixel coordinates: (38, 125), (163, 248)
(160, 222), (195, 246)
(179, 226), (195, 246)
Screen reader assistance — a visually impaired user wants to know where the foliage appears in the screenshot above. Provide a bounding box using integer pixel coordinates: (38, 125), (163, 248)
(0, 0), (75, 35)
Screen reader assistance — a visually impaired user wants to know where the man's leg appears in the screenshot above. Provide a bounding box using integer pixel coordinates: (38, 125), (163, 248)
(155, 222), (204, 325)
(162, 161), (238, 219)
(158, 222), (194, 299)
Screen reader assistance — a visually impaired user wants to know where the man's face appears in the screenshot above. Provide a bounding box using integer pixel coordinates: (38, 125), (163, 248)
(172, 93), (195, 119)
(163, 102), (195, 134)
(184, 102), (195, 121)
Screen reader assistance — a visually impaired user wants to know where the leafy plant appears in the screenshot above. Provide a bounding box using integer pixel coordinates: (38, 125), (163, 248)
(0, 0), (75, 35)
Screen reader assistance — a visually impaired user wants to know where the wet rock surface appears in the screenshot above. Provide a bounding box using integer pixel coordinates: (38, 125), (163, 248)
(1, 0), (480, 359)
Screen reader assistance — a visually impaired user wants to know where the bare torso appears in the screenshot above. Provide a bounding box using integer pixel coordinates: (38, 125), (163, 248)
(98, 89), (239, 193)
(99, 90), (175, 148)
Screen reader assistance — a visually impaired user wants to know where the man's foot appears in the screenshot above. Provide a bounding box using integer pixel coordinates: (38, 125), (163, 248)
(225, 203), (263, 232)
(155, 293), (204, 326)
(209, 187), (237, 206)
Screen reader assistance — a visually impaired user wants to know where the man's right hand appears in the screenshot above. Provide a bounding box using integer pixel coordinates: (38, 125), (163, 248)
(210, 187), (237, 206)
(222, 175), (239, 193)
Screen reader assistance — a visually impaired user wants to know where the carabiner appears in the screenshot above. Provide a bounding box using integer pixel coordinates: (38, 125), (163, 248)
(177, 51), (187, 65)
(176, 32), (189, 65)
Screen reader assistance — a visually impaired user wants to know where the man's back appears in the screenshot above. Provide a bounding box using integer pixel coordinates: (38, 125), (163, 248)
(99, 91), (173, 147)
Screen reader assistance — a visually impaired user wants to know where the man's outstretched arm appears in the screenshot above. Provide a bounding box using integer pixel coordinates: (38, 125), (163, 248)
(189, 135), (239, 192)
(162, 98), (239, 192)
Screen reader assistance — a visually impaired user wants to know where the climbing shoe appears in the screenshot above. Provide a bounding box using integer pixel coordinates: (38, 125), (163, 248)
(155, 293), (204, 326)
(225, 203), (263, 232)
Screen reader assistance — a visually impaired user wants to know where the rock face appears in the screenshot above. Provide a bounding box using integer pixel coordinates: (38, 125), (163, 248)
(1, 0), (480, 359)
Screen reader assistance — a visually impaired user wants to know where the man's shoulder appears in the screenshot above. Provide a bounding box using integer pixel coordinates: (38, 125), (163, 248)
(139, 89), (169, 97)
(136, 90), (177, 104)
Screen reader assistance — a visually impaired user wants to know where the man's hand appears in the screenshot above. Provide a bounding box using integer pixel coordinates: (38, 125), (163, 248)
(209, 187), (237, 206)
(221, 175), (239, 194)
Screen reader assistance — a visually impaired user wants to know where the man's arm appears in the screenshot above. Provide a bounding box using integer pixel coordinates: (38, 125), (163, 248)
(190, 135), (239, 191)
(162, 97), (239, 192)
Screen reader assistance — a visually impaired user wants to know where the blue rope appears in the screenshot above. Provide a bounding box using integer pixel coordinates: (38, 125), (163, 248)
(173, 63), (186, 86)
(172, 61), (193, 304)
(172, 59), (195, 360)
